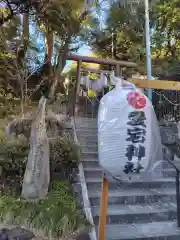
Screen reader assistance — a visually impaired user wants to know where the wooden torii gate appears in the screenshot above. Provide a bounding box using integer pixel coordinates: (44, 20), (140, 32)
(66, 54), (180, 116)
(66, 53), (137, 116)
(66, 53), (180, 240)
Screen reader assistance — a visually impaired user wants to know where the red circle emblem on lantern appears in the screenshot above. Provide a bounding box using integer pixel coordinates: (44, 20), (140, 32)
(127, 91), (146, 109)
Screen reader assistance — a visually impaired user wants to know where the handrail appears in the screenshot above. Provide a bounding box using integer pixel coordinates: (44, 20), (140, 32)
(81, 89), (96, 118)
(157, 125), (180, 227)
(71, 117), (97, 240)
(163, 145), (180, 227)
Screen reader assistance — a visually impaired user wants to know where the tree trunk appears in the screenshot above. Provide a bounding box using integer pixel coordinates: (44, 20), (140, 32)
(48, 37), (70, 101)
(44, 28), (53, 76)
(45, 29), (53, 63)
(23, 13), (29, 55)
(18, 13), (29, 116)
(48, 53), (65, 101)
(17, 13), (29, 63)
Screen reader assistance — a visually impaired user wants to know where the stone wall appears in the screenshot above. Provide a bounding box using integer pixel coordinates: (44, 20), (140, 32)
(159, 121), (180, 160)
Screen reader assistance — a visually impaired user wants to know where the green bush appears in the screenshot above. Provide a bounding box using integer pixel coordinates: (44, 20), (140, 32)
(0, 135), (29, 194)
(0, 89), (20, 118)
(49, 134), (81, 182)
(0, 133), (81, 194)
(50, 134), (81, 168)
(0, 135), (29, 158)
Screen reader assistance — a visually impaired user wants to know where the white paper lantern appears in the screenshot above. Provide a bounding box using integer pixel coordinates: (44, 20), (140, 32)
(98, 77), (163, 183)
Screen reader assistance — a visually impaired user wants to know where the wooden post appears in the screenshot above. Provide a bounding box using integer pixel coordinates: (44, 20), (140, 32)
(73, 60), (82, 116)
(98, 174), (109, 240)
(115, 64), (120, 77)
(76, 60), (82, 97)
(129, 78), (180, 91)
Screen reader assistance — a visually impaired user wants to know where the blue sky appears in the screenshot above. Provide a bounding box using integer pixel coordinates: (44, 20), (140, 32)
(64, 45), (93, 71)
(28, 22), (93, 71)
(64, 1), (109, 70)
(1, 0), (106, 71)
(27, 0), (109, 71)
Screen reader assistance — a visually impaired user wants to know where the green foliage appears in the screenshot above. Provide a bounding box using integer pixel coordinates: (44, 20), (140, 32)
(0, 0), (87, 101)
(152, 57), (180, 79)
(0, 135), (28, 195)
(0, 133), (81, 195)
(39, 0), (82, 37)
(83, 0), (180, 78)
(151, 0), (180, 59)
(150, 0), (180, 78)
(50, 134), (81, 170)
(0, 88), (21, 118)
(0, 135), (29, 160)
(84, 2), (146, 62)
(0, 180), (86, 238)
(0, 15), (21, 92)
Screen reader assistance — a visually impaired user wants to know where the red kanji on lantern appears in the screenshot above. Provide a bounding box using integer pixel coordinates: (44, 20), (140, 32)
(127, 92), (146, 109)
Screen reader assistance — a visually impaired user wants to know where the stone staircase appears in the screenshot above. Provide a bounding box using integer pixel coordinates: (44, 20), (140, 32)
(75, 117), (180, 240)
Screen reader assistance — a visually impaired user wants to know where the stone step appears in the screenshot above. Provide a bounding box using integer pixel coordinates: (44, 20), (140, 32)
(162, 169), (176, 178)
(75, 125), (97, 130)
(75, 117), (97, 122)
(80, 150), (175, 170)
(77, 113), (96, 118)
(82, 159), (99, 168)
(82, 151), (98, 158)
(84, 167), (177, 179)
(75, 118), (97, 122)
(75, 121), (97, 128)
(81, 145), (98, 152)
(96, 221), (180, 240)
(81, 155), (177, 170)
(88, 188), (176, 205)
(86, 177), (177, 190)
(76, 128), (97, 133)
(78, 135), (98, 143)
(84, 167), (102, 178)
(76, 132), (97, 138)
(162, 161), (174, 169)
(92, 203), (177, 225)
(162, 160), (180, 169)
(78, 138), (98, 145)
(77, 133), (98, 139)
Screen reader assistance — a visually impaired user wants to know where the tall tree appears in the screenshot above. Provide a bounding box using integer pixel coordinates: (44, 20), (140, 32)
(82, 0), (180, 77)
(83, 1), (146, 62)
(151, 0), (180, 59)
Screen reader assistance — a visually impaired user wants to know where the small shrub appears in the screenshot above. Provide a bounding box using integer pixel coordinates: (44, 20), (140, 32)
(50, 134), (81, 182)
(0, 135), (29, 158)
(0, 89), (21, 118)
(50, 134), (81, 169)
(0, 133), (81, 194)
(0, 135), (29, 195)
